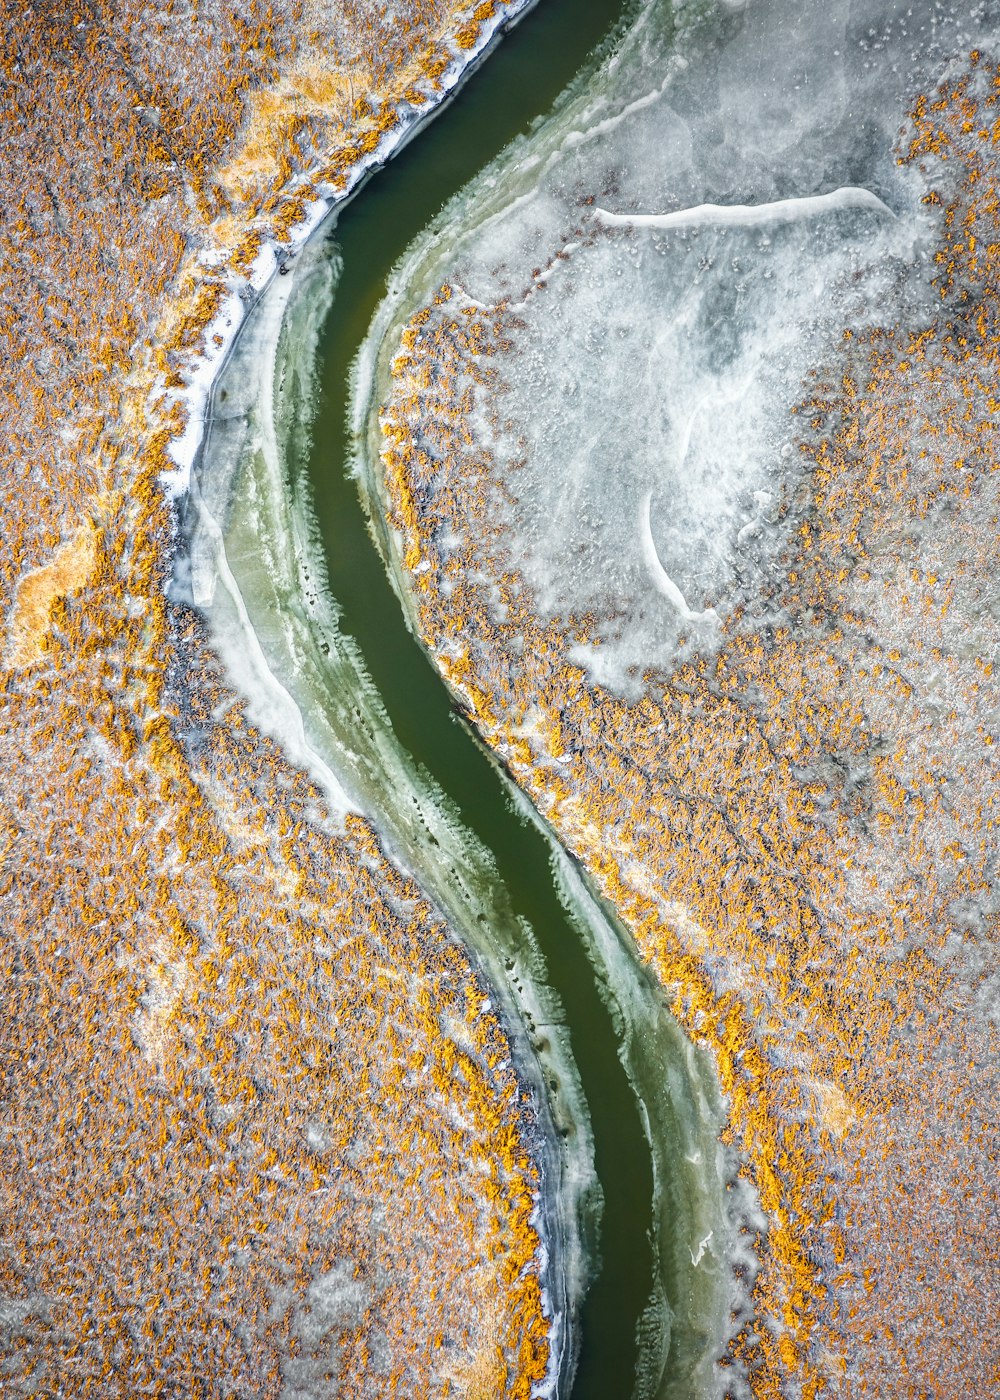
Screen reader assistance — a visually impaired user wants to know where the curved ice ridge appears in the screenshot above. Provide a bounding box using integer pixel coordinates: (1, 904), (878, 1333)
(639, 490), (719, 626)
(188, 469), (357, 818)
(595, 184), (895, 233)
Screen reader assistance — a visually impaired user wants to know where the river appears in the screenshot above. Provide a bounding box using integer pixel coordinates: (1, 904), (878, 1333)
(184, 1), (740, 1394)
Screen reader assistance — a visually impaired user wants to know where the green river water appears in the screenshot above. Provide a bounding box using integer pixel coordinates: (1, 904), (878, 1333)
(189, 1), (740, 1394)
(310, 3), (654, 1393)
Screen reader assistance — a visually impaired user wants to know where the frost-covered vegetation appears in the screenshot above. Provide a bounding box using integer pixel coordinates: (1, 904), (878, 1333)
(0, 1), (554, 1396)
(370, 1), (1000, 1394)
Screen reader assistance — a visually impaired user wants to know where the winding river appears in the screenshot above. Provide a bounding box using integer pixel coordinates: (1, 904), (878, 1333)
(185, 1), (742, 1394)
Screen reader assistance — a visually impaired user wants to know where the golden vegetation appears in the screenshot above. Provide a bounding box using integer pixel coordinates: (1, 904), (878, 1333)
(378, 53), (1000, 1399)
(0, 0), (551, 1395)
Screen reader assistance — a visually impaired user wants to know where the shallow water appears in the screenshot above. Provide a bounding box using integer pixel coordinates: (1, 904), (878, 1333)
(185, 2), (746, 1394)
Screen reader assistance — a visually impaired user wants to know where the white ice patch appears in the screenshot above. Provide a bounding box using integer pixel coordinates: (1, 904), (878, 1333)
(639, 489), (719, 626)
(390, 0), (966, 695)
(472, 198), (903, 690)
(593, 184), (895, 232)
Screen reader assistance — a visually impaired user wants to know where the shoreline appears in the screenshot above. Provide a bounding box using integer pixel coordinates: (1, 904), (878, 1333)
(181, 218), (594, 1400)
(354, 283), (757, 1397)
(155, 6), (601, 1395)
(158, 0), (539, 502)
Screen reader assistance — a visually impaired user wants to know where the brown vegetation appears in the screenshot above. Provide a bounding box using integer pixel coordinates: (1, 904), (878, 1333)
(6, 518), (100, 669)
(0, 0), (551, 1395)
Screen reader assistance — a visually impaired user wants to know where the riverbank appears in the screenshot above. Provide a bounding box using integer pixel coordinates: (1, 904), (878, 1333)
(135, 5), (582, 1391)
(0, 5), (568, 1395)
(182, 229), (592, 1398)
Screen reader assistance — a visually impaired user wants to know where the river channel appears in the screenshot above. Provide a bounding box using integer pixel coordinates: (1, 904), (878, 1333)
(185, 2), (742, 1395)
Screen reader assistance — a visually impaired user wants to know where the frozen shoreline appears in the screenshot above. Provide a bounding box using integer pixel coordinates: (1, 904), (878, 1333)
(157, 0), (539, 501)
(345, 8), (767, 1387)
(354, 268), (760, 1396)
(158, 7), (603, 1395)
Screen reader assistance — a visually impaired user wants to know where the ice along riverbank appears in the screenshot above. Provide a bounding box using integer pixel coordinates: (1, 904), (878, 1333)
(356, 0), (1000, 1394)
(182, 1), (748, 1396)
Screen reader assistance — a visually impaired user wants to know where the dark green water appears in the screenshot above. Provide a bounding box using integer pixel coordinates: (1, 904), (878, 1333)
(304, 2), (662, 1394)
(191, 0), (735, 1392)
